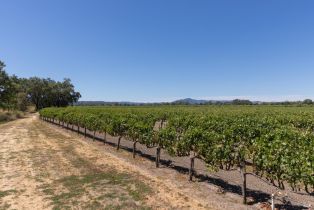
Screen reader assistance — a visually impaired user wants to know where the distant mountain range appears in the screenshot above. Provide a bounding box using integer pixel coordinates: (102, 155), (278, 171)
(75, 97), (314, 106)
(75, 98), (260, 106)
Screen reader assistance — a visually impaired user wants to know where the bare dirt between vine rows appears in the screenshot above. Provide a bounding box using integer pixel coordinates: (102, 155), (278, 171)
(0, 115), (312, 210)
(49, 117), (314, 209)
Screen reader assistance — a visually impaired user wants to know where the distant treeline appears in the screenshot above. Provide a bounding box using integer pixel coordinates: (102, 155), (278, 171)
(76, 98), (314, 106)
(0, 60), (81, 111)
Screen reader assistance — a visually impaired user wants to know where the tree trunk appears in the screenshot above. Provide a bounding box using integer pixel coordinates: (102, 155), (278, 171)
(84, 127), (87, 138)
(117, 136), (122, 150)
(239, 162), (247, 204)
(77, 125), (79, 135)
(93, 131), (96, 141)
(156, 147), (161, 168)
(305, 184), (309, 194)
(133, 141), (137, 158)
(189, 153), (195, 181)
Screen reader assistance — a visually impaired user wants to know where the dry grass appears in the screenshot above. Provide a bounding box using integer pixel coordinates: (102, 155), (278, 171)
(0, 110), (24, 123)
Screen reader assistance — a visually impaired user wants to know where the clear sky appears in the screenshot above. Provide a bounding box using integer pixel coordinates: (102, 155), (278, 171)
(1, 0), (314, 102)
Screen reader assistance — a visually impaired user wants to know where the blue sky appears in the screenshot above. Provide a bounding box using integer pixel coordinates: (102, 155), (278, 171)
(1, 0), (314, 102)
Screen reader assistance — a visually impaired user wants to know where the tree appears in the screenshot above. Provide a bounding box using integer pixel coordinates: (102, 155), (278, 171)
(27, 77), (81, 110)
(303, 99), (313, 105)
(0, 59), (81, 111)
(27, 77), (47, 110)
(232, 99), (253, 105)
(9, 76), (29, 111)
(52, 78), (81, 107)
(0, 61), (16, 109)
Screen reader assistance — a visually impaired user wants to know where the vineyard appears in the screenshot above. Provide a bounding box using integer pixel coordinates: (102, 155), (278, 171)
(39, 105), (314, 206)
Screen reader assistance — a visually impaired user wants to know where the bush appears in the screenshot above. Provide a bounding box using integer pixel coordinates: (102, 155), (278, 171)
(0, 111), (24, 123)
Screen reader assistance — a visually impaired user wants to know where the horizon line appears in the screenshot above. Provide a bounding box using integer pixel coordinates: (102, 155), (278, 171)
(78, 95), (314, 103)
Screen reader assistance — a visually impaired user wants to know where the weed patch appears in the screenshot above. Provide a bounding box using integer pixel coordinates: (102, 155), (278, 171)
(40, 171), (153, 209)
(0, 189), (17, 198)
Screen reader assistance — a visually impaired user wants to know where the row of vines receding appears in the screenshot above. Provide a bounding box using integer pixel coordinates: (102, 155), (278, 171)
(39, 105), (314, 204)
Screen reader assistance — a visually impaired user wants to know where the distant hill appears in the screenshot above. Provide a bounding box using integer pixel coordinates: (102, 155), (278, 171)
(76, 98), (314, 106)
(172, 98), (209, 105)
(76, 98), (234, 106)
(75, 101), (147, 106)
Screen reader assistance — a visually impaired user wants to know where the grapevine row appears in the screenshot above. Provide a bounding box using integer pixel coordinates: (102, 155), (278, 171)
(39, 106), (314, 204)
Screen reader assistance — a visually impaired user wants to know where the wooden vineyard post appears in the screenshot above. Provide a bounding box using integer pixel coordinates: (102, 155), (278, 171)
(153, 119), (165, 168)
(189, 153), (195, 181)
(117, 136), (122, 150)
(93, 131), (96, 141)
(103, 132), (106, 144)
(84, 128), (87, 138)
(77, 125), (80, 135)
(239, 161), (247, 204)
(133, 141), (137, 158)
(156, 147), (161, 168)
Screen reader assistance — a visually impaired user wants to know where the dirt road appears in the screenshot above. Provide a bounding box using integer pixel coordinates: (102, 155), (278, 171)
(0, 114), (256, 210)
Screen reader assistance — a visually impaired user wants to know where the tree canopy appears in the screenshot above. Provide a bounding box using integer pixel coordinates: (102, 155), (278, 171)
(0, 60), (81, 110)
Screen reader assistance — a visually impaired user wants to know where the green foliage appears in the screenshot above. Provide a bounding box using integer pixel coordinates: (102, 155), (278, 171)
(40, 106), (314, 193)
(27, 77), (81, 110)
(0, 61), (17, 109)
(0, 59), (81, 111)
